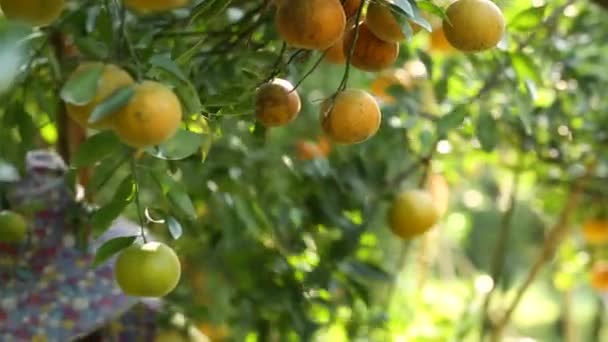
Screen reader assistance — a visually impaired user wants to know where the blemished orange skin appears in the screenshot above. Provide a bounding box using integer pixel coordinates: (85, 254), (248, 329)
(0, 0), (64, 26)
(365, 2), (407, 43)
(582, 220), (608, 245)
(65, 63), (135, 130)
(341, 0), (362, 18)
(591, 261), (608, 292)
(343, 22), (400, 72)
(442, 0), (505, 52)
(114, 81), (183, 148)
(123, 0), (190, 13)
(430, 25), (456, 54)
(275, 0), (346, 50)
(388, 189), (440, 239)
(255, 78), (302, 127)
(320, 89), (381, 145)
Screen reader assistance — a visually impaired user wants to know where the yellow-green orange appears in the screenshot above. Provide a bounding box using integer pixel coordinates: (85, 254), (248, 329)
(255, 78), (301, 127)
(65, 63), (134, 130)
(115, 242), (181, 297)
(0, 210), (27, 243)
(321, 89), (381, 144)
(114, 81), (183, 148)
(442, 0), (505, 52)
(275, 0), (345, 50)
(0, 0), (64, 26)
(388, 190), (439, 239)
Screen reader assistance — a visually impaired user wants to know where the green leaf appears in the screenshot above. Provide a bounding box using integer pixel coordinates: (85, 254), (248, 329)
(72, 131), (125, 168)
(417, 1), (448, 21)
(88, 85), (135, 124)
(509, 6), (547, 31)
(92, 175), (136, 236)
(510, 52), (541, 84)
(476, 114), (498, 152)
(165, 215), (183, 240)
(146, 129), (207, 160)
(92, 236), (137, 267)
(437, 107), (467, 136)
(153, 171), (197, 220)
(340, 261), (393, 283)
(60, 64), (103, 105)
(149, 54), (189, 83)
(392, 0), (413, 17)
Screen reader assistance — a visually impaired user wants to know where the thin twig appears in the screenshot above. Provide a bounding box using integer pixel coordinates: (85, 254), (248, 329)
(130, 157), (148, 243)
(490, 160), (597, 341)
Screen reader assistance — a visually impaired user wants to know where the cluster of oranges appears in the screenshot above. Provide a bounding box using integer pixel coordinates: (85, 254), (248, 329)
(64, 63), (183, 149)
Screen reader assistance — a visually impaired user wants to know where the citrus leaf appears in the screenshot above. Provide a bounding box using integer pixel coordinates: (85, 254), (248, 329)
(165, 215), (183, 240)
(92, 235), (137, 267)
(72, 131), (124, 168)
(92, 175), (135, 236)
(146, 129), (208, 160)
(88, 85), (135, 124)
(437, 107), (467, 136)
(149, 54), (189, 82)
(476, 113), (498, 152)
(509, 6), (547, 31)
(60, 64), (103, 105)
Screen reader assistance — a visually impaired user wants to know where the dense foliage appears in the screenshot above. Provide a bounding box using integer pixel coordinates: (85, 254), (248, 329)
(1, 0), (608, 341)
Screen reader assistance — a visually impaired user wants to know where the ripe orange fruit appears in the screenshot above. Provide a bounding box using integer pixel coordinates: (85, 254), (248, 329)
(388, 190), (440, 239)
(124, 0), (190, 13)
(0, 0), (64, 26)
(296, 136), (331, 160)
(365, 2), (412, 43)
(341, 0), (362, 18)
(591, 261), (608, 292)
(320, 89), (381, 144)
(442, 0), (505, 52)
(582, 219), (608, 245)
(275, 0), (346, 50)
(370, 68), (412, 104)
(65, 63), (134, 130)
(343, 22), (399, 72)
(0, 210), (28, 243)
(114, 81), (183, 148)
(255, 78), (301, 127)
(324, 33), (346, 65)
(115, 241), (181, 297)
(429, 25), (456, 54)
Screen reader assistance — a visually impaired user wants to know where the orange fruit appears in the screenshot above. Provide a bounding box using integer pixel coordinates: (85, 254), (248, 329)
(296, 136), (331, 160)
(591, 261), (608, 292)
(341, 0), (362, 18)
(343, 22), (399, 72)
(65, 63), (134, 130)
(124, 0), (190, 13)
(114, 81), (183, 148)
(369, 68), (412, 104)
(442, 0), (505, 52)
(582, 220), (608, 245)
(324, 33), (346, 65)
(275, 0), (346, 50)
(320, 89), (381, 145)
(255, 78), (301, 127)
(365, 2), (413, 43)
(0, 210), (28, 243)
(115, 242), (181, 297)
(388, 190), (440, 239)
(0, 0), (64, 26)
(429, 25), (456, 54)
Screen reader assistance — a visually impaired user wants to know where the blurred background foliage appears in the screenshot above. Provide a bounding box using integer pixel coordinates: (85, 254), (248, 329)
(2, 0), (608, 341)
